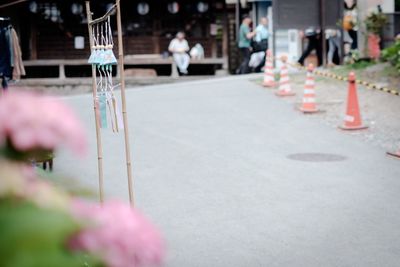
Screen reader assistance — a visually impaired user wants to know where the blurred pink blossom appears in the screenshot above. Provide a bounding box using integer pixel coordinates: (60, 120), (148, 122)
(0, 160), (70, 210)
(0, 91), (87, 156)
(70, 200), (164, 267)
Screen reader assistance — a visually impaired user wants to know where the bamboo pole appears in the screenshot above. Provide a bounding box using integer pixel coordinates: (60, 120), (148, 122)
(89, 4), (117, 25)
(0, 0), (29, 10)
(85, 1), (105, 203)
(116, 0), (135, 206)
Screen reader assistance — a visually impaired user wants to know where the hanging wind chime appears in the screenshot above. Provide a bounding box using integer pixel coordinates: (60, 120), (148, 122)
(86, 0), (135, 206)
(88, 17), (123, 133)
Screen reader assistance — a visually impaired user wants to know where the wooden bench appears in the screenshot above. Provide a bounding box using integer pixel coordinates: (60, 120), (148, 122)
(125, 55), (226, 78)
(23, 56), (227, 79)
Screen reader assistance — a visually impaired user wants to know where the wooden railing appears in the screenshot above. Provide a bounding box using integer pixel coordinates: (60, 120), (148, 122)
(23, 56), (227, 79)
(35, 34), (219, 59)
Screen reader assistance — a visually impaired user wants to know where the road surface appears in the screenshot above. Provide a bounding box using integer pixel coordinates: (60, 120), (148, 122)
(56, 75), (400, 267)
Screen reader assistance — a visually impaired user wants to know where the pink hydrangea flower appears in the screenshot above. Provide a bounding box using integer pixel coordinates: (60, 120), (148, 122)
(0, 160), (70, 210)
(70, 200), (164, 267)
(0, 91), (87, 156)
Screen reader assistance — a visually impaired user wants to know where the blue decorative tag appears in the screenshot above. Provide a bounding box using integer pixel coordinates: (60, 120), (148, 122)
(99, 93), (108, 129)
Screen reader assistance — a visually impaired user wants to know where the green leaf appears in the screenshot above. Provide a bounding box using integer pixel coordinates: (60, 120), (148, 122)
(0, 200), (102, 267)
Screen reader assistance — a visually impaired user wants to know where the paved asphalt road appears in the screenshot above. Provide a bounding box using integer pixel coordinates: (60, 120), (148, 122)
(56, 75), (400, 267)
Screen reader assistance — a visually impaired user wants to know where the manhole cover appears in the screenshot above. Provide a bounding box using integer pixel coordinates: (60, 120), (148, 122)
(287, 153), (347, 162)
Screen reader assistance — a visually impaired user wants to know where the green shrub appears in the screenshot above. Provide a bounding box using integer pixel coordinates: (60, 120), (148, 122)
(364, 12), (388, 35)
(382, 41), (400, 72)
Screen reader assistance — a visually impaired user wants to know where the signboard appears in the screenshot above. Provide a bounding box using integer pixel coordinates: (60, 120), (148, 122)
(273, 0), (342, 29)
(74, 36), (85, 49)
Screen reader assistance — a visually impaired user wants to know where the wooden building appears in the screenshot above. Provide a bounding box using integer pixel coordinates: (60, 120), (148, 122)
(1, 0), (238, 77)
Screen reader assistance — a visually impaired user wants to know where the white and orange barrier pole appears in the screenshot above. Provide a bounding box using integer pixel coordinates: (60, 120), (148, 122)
(275, 55), (295, 97)
(262, 49), (275, 87)
(299, 64), (319, 113)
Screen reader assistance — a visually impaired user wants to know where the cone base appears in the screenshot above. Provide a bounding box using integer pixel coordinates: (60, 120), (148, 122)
(263, 82), (275, 87)
(300, 107), (319, 113)
(275, 91), (296, 97)
(387, 151), (400, 159)
(339, 124), (369, 131)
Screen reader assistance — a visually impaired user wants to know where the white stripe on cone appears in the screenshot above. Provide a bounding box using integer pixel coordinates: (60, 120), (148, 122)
(344, 115), (355, 122)
(280, 76), (289, 83)
(305, 80), (315, 86)
(303, 97), (316, 103)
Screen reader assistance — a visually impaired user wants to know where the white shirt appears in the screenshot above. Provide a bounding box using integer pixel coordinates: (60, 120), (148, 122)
(254, 24), (269, 42)
(168, 38), (189, 53)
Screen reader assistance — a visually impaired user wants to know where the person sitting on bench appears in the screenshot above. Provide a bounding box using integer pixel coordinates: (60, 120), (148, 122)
(169, 32), (190, 75)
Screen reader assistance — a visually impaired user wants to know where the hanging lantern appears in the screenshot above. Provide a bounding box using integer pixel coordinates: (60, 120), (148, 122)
(71, 3), (84, 15)
(197, 2), (209, 13)
(137, 2), (150, 15)
(43, 4), (51, 19)
(50, 5), (59, 22)
(167, 2), (179, 14)
(29, 1), (38, 13)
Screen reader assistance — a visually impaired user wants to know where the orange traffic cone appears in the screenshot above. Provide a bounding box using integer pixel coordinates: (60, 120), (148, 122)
(299, 64), (318, 113)
(262, 49), (275, 87)
(339, 72), (368, 130)
(275, 56), (295, 97)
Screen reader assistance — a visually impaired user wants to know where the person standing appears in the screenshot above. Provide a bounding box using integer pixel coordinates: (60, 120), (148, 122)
(326, 29), (342, 67)
(169, 32), (190, 75)
(344, 0), (358, 50)
(237, 15), (256, 74)
(297, 27), (322, 67)
(251, 17), (269, 72)
(254, 17), (269, 51)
